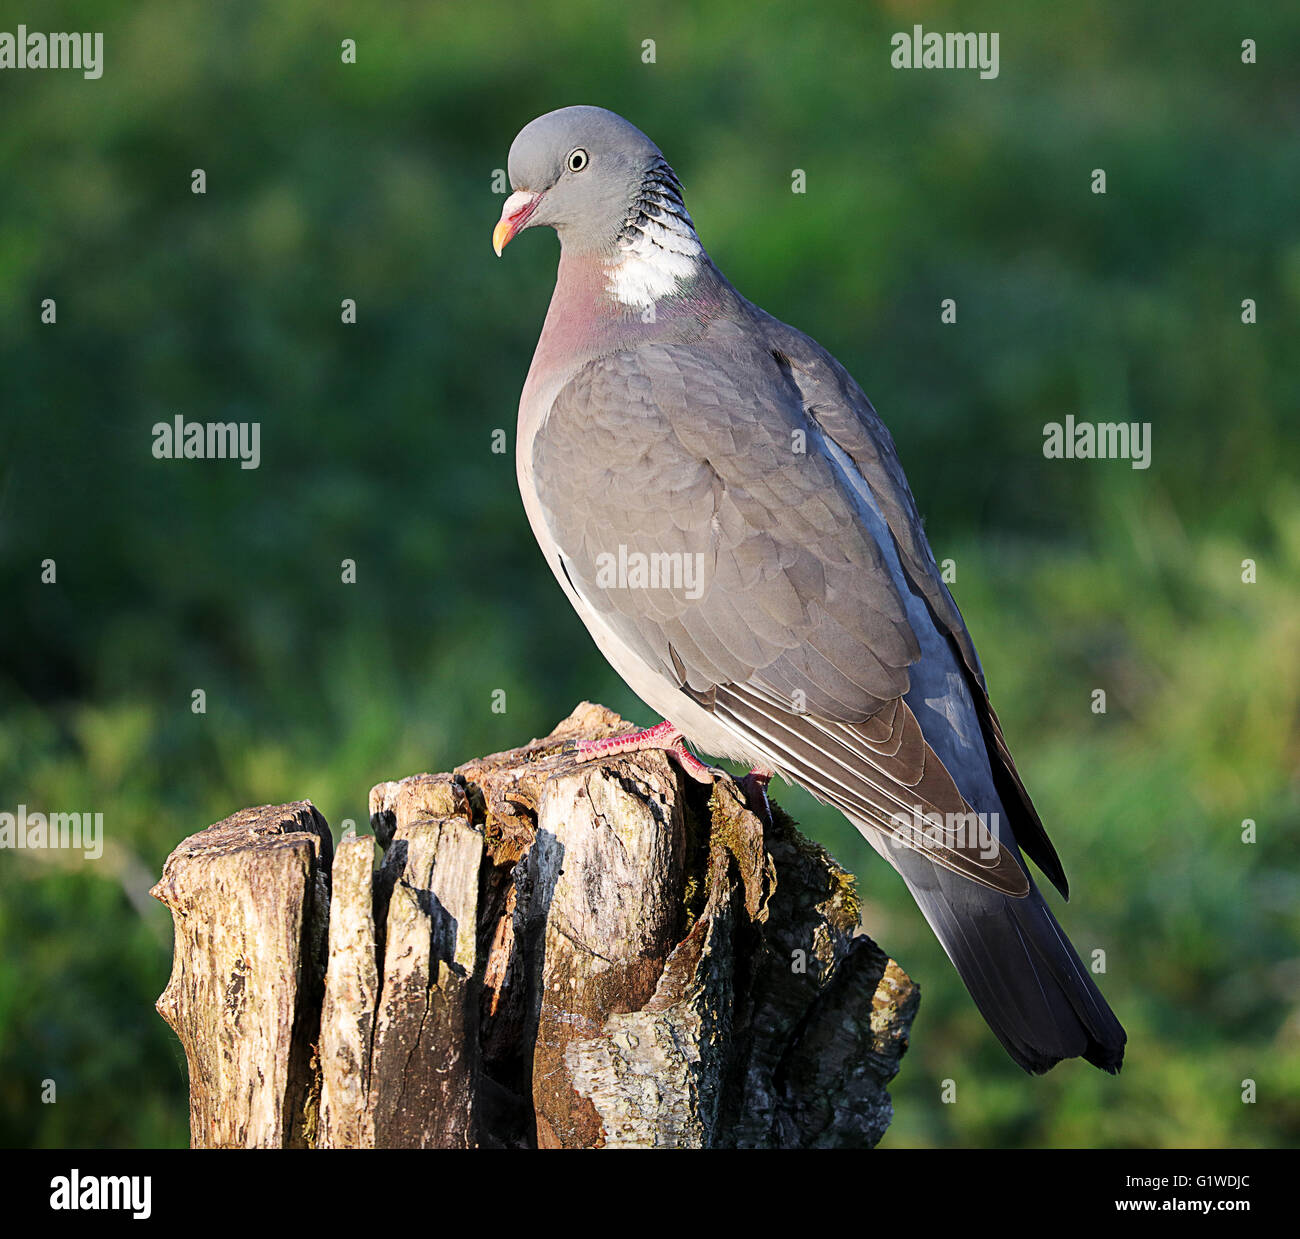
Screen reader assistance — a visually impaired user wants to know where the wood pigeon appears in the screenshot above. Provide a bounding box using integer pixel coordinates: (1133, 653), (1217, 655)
(493, 105), (1125, 1075)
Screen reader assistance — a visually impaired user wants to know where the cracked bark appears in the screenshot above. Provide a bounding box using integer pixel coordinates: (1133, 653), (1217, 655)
(152, 702), (919, 1148)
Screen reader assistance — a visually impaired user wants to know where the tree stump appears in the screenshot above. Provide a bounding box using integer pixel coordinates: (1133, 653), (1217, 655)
(151, 703), (919, 1148)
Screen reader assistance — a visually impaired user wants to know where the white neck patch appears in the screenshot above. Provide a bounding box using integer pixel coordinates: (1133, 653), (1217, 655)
(605, 164), (702, 310)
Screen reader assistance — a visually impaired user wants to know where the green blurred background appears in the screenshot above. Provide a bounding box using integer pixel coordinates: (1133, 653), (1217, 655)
(1, 0), (1297, 1148)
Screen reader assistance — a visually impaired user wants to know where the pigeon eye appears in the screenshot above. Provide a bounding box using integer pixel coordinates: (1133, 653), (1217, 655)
(566, 148), (590, 173)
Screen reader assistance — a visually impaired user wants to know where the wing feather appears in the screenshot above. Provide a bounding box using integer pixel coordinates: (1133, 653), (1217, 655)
(533, 323), (1043, 897)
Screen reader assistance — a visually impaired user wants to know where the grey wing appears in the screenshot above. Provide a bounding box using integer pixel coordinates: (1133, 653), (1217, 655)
(532, 325), (1030, 896)
(754, 312), (1069, 897)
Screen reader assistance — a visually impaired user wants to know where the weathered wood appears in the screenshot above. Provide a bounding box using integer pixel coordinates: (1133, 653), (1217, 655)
(369, 812), (483, 1147)
(153, 703), (918, 1148)
(526, 748), (686, 1148)
(317, 831), (378, 1149)
(150, 802), (331, 1149)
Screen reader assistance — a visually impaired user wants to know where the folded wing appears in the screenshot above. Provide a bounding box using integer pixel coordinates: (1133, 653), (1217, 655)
(533, 322), (1033, 896)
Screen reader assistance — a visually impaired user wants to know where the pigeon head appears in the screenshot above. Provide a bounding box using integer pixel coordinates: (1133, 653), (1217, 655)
(494, 106), (704, 309)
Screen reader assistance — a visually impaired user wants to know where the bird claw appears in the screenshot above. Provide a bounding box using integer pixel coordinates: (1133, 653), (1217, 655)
(738, 768), (774, 826)
(672, 750), (726, 785)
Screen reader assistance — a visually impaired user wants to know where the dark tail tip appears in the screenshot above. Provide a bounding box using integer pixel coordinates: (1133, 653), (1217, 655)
(898, 856), (1127, 1075)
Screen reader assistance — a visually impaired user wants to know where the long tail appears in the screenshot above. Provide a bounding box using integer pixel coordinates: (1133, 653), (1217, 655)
(887, 841), (1126, 1074)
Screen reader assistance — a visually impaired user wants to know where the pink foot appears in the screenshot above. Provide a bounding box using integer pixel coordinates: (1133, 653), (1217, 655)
(564, 720), (721, 786)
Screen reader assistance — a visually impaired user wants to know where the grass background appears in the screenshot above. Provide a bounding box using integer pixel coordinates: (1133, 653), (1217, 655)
(1, 0), (1297, 1147)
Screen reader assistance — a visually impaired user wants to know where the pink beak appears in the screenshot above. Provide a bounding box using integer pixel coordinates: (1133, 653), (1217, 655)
(493, 190), (543, 256)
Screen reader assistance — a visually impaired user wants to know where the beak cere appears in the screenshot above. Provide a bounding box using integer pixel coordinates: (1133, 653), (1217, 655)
(493, 190), (543, 256)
